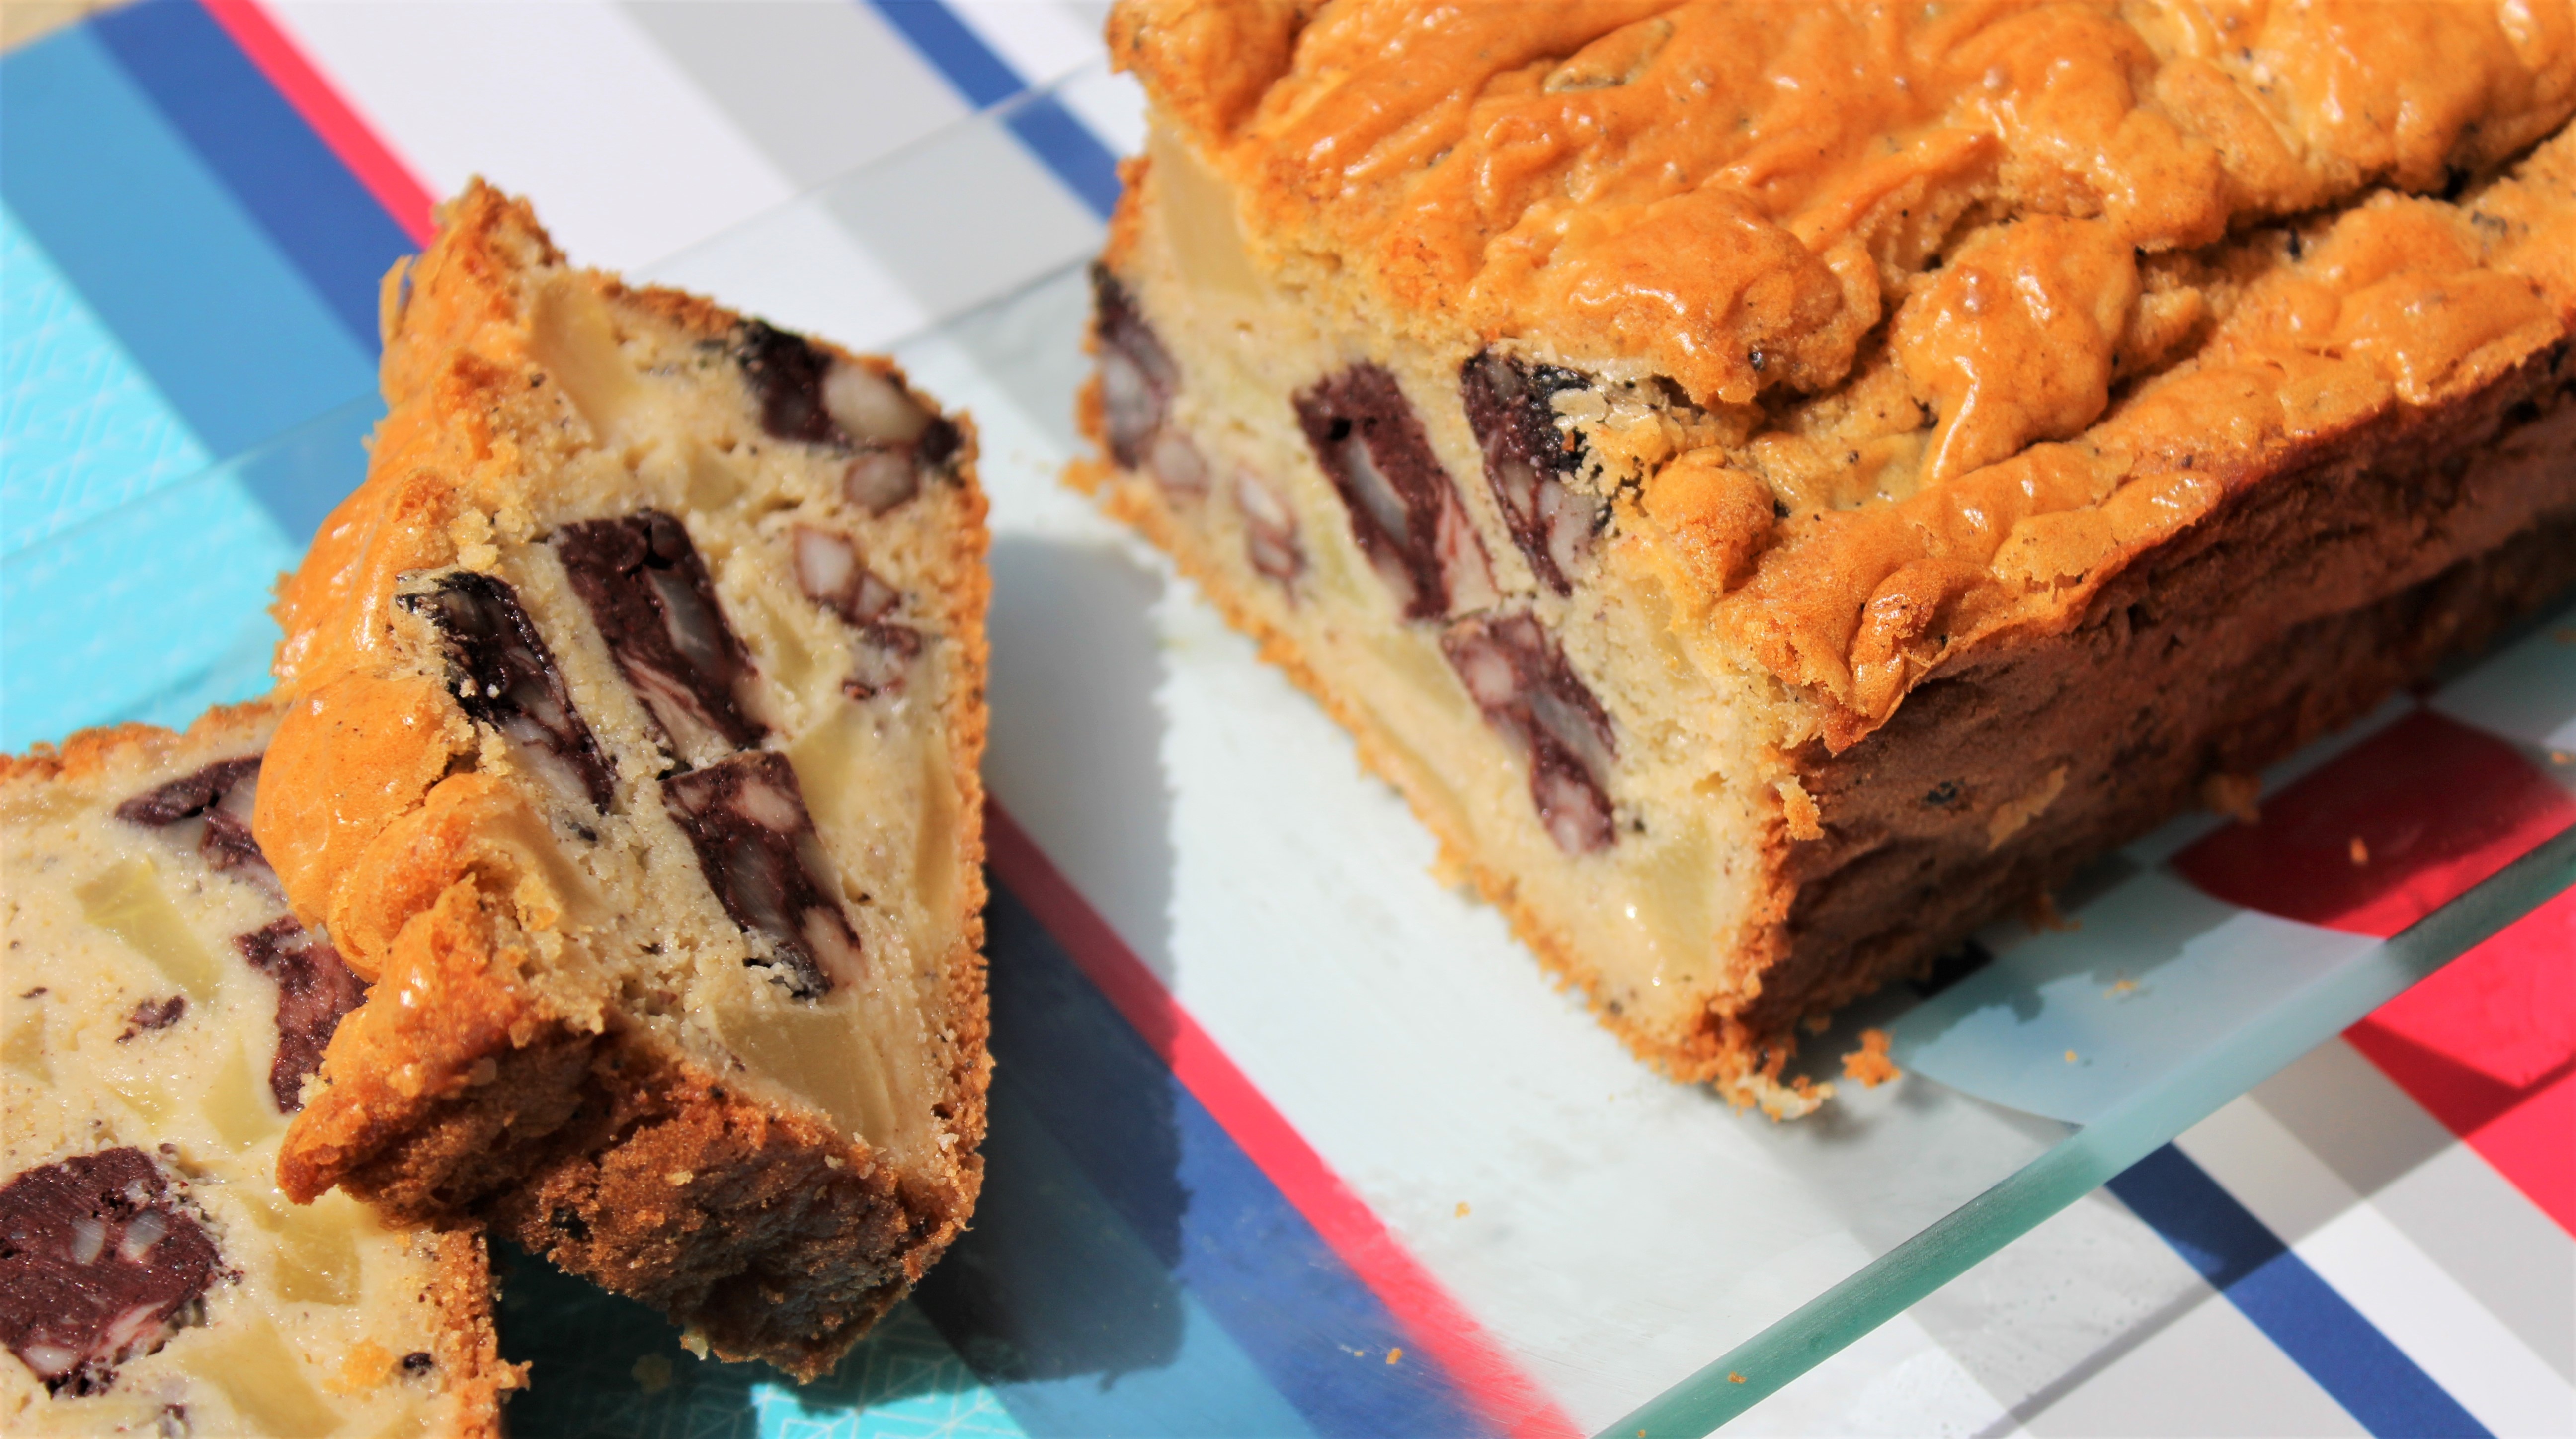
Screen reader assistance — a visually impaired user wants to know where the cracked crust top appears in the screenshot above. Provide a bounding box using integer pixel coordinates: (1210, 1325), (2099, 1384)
(1109, 0), (2576, 745)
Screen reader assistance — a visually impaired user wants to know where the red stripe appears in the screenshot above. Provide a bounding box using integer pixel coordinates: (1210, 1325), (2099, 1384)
(986, 803), (1581, 1439)
(199, 0), (436, 246)
(2173, 709), (2576, 937)
(2347, 885), (2576, 1236)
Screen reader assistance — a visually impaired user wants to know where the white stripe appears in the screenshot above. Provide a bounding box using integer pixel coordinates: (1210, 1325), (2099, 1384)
(264, 0), (797, 271)
(2255, 1036), (2576, 1388)
(1057, 66), (1147, 159)
(641, 203), (927, 356)
(2179, 1095), (2576, 1438)
(1736, 1314), (2025, 1438)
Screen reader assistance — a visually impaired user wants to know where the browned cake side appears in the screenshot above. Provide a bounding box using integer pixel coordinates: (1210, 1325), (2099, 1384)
(1082, 0), (2576, 1112)
(255, 183), (993, 1376)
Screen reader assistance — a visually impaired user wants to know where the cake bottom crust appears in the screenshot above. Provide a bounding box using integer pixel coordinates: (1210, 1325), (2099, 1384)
(281, 885), (980, 1380)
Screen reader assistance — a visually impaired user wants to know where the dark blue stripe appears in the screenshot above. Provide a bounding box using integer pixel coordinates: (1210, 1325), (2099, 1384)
(863, 0), (1124, 221)
(2108, 1145), (2491, 1439)
(0, 24), (377, 477)
(914, 880), (1491, 1437)
(88, 0), (401, 356)
(1005, 96), (1122, 221)
(865, 0), (1023, 107)
(92, 0), (412, 357)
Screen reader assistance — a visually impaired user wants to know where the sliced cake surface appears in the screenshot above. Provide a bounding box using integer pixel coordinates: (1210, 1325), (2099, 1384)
(253, 182), (992, 1376)
(1, 703), (514, 1436)
(1086, 0), (2576, 1111)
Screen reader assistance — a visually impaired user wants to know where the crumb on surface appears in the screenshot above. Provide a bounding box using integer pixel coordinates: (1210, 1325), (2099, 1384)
(1454, 1201), (1470, 1218)
(2349, 836), (2370, 865)
(2025, 891), (2077, 932)
(1728, 1371), (1747, 1384)
(1840, 1029), (1900, 1088)
(2065, 1048), (2081, 1064)
(2107, 978), (2140, 998)
(1385, 1347), (1402, 1365)
(2200, 771), (2262, 824)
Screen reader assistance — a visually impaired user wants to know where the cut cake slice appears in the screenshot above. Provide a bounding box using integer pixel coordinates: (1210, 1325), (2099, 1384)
(254, 182), (992, 1375)
(1083, 0), (2576, 1114)
(1, 702), (516, 1436)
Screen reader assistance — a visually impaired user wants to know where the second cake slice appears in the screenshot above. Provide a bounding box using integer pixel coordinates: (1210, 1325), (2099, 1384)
(255, 182), (991, 1377)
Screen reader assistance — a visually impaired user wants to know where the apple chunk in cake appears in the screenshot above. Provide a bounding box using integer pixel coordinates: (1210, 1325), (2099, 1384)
(1080, 0), (2576, 1114)
(254, 182), (991, 1376)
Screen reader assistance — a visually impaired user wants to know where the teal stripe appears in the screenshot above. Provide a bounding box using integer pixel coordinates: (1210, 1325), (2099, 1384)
(0, 462), (292, 750)
(0, 26), (374, 470)
(1, 201), (213, 555)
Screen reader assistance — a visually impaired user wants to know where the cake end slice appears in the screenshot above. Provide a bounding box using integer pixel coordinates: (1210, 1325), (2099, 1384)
(255, 182), (992, 1376)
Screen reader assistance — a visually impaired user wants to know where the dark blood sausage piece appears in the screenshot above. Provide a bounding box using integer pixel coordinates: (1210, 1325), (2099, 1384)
(116, 998), (185, 1043)
(842, 623), (923, 701)
(661, 752), (860, 999)
(1441, 611), (1619, 854)
(1294, 364), (1495, 621)
(1093, 266), (1178, 470)
(235, 918), (367, 1113)
(915, 412), (964, 470)
(555, 512), (768, 758)
(403, 571), (617, 812)
(1461, 351), (1603, 595)
(0, 1149), (221, 1396)
(735, 319), (846, 448)
(113, 757), (271, 879)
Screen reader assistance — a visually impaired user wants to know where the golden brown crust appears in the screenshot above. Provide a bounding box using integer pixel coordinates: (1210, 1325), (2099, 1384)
(1131, 0), (2574, 402)
(0, 699), (281, 790)
(1114, 0), (2576, 742)
(257, 179), (992, 1377)
(1719, 164), (2576, 747)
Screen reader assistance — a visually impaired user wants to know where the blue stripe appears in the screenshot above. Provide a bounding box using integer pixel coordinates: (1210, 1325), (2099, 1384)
(865, 0), (1023, 107)
(2108, 1145), (2491, 1439)
(91, 0), (413, 357)
(0, 25), (376, 480)
(1, 201), (215, 555)
(863, 0), (1124, 222)
(1005, 97), (1122, 221)
(914, 882), (1490, 1437)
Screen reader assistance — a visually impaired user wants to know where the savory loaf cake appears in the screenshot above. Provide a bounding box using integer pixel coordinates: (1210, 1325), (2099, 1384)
(1, 702), (514, 1436)
(1083, 0), (2576, 1115)
(254, 182), (992, 1376)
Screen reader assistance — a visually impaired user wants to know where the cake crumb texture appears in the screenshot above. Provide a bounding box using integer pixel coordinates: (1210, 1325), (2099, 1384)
(1, 703), (518, 1435)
